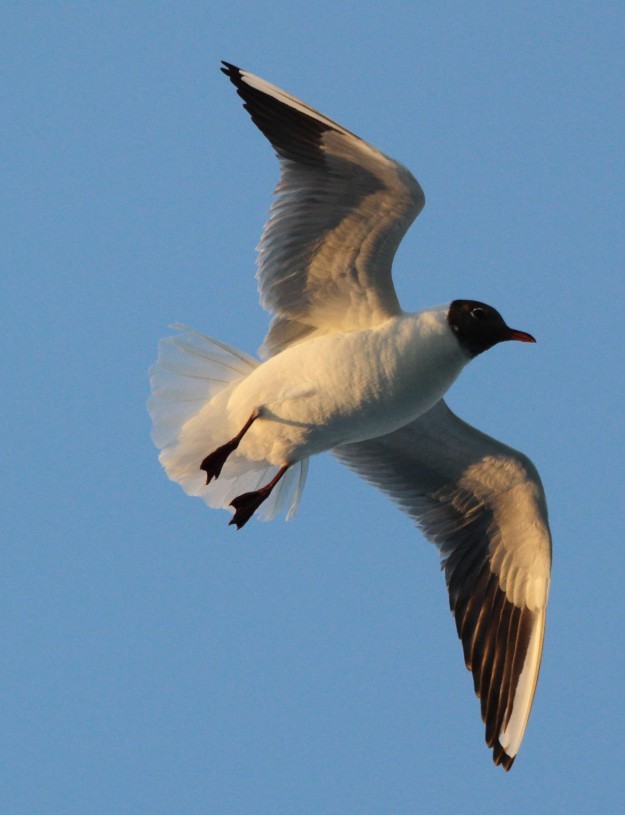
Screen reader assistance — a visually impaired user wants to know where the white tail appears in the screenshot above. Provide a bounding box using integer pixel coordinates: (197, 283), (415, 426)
(147, 326), (308, 521)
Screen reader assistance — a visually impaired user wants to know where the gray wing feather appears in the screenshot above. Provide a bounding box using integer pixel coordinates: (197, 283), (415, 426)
(333, 399), (551, 769)
(222, 63), (425, 356)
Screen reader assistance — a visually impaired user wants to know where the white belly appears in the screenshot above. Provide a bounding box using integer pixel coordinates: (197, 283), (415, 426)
(227, 311), (467, 466)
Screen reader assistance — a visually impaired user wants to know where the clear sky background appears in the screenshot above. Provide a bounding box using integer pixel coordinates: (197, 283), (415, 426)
(3, 3), (624, 813)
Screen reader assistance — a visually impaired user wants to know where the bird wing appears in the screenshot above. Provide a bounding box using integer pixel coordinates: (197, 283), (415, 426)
(221, 63), (425, 357)
(333, 399), (551, 770)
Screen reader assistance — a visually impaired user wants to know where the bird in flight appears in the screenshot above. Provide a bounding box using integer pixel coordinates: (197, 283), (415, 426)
(148, 62), (551, 770)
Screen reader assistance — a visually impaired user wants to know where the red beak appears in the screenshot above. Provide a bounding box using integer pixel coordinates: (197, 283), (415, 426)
(505, 327), (536, 343)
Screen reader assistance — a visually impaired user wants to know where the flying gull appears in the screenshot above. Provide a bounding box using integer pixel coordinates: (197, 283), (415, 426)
(148, 62), (552, 770)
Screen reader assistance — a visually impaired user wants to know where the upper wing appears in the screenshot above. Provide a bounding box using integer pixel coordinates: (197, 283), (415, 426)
(333, 399), (552, 770)
(221, 63), (425, 357)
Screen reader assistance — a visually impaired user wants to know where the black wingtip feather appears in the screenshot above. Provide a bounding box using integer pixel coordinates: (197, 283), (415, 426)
(493, 740), (515, 771)
(221, 61), (248, 90)
(220, 60), (335, 167)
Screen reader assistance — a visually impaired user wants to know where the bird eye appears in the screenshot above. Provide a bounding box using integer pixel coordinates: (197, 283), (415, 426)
(470, 307), (485, 320)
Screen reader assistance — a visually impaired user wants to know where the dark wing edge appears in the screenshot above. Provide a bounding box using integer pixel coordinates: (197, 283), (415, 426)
(333, 400), (551, 770)
(221, 61), (340, 167)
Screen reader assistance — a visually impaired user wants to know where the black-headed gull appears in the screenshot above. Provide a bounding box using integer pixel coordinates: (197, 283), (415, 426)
(148, 62), (551, 771)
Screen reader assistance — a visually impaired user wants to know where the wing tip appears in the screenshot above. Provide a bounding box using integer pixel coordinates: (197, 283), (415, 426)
(493, 740), (515, 771)
(221, 60), (244, 85)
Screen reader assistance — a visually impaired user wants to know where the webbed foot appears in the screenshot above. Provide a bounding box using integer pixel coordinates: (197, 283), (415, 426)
(199, 410), (260, 485)
(228, 465), (289, 529)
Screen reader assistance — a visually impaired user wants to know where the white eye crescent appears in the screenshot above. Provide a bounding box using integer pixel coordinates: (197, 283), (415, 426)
(470, 307), (485, 320)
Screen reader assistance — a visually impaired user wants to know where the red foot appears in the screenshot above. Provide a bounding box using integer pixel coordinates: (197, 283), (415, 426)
(229, 488), (271, 529)
(199, 410), (260, 485)
(228, 465), (289, 530)
(200, 441), (237, 485)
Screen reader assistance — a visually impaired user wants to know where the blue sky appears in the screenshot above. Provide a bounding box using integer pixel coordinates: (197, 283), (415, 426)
(3, 2), (624, 813)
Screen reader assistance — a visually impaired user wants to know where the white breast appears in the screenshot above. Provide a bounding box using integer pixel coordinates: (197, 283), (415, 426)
(227, 307), (468, 466)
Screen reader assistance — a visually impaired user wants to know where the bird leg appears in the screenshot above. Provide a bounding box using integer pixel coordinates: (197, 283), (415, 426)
(229, 465), (290, 530)
(200, 410), (259, 485)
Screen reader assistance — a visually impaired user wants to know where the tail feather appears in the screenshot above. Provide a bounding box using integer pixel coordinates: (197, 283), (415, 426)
(148, 327), (308, 522)
(148, 326), (258, 448)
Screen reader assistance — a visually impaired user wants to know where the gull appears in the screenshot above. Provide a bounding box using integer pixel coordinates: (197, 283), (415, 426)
(148, 62), (551, 770)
